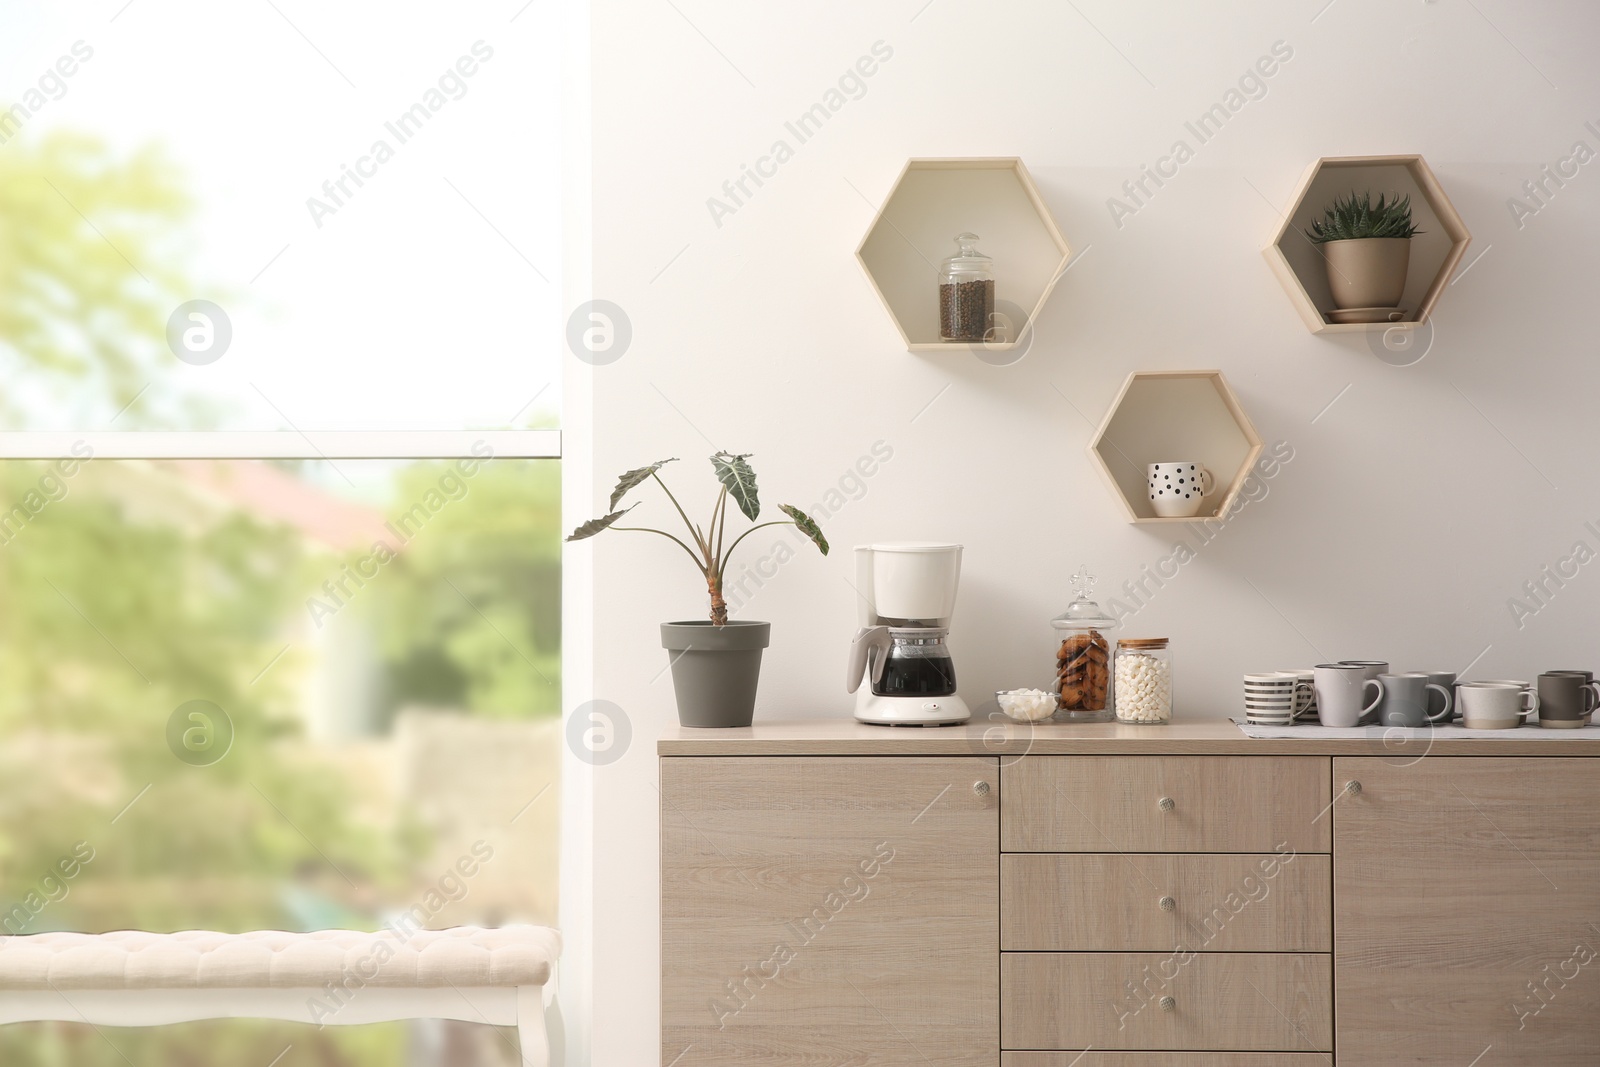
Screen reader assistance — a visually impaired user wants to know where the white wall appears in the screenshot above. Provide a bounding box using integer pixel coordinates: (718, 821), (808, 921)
(582, 3), (1600, 1062)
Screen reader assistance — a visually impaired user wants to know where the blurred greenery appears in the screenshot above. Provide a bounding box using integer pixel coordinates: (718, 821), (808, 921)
(0, 132), (560, 1066)
(367, 459), (562, 722)
(0, 131), (209, 428)
(0, 472), (401, 918)
(0, 1018), (405, 1067)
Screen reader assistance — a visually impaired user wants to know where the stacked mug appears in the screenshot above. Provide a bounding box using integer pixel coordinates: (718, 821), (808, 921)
(1243, 672), (1314, 726)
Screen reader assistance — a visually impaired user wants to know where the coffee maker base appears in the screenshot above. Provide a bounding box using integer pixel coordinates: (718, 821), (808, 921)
(854, 692), (970, 727)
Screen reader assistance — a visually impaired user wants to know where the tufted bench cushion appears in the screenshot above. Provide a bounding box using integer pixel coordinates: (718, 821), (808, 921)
(0, 925), (561, 991)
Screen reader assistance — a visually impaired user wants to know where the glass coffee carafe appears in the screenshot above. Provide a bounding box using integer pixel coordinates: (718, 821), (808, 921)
(872, 627), (957, 697)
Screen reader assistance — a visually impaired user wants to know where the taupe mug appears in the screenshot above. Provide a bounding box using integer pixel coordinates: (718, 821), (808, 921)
(1537, 672), (1599, 729)
(1549, 670), (1598, 717)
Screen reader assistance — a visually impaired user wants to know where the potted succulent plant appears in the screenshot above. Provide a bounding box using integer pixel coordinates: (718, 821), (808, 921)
(567, 452), (828, 728)
(1305, 191), (1422, 317)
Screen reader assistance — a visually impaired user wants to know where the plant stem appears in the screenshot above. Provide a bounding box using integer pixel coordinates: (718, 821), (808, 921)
(610, 527), (708, 575)
(651, 472), (707, 557)
(713, 488), (729, 571)
(702, 489), (733, 626)
(708, 571), (728, 626)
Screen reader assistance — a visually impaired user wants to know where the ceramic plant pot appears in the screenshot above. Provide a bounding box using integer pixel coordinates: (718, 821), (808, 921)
(1322, 237), (1410, 309)
(660, 620), (771, 728)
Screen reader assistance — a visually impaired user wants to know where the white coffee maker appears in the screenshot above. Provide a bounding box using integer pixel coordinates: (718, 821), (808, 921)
(846, 542), (970, 726)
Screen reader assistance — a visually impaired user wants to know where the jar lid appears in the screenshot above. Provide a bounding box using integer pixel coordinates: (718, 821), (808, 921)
(1051, 564), (1118, 630)
(1120, 638), (1169, 649)
(940, 232), (991, 271)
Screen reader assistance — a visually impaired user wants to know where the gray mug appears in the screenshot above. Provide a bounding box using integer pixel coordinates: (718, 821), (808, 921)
(1340, 660), (1390, 681)
(1423, 671), (1457, 722)
(1377, 672), (1453, 728)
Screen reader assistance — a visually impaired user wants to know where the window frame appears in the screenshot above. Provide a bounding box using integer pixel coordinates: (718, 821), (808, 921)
(0, 430), (560, 460)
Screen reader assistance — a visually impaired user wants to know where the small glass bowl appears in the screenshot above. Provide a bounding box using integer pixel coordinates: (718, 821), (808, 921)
(996, 688), (1057, 724)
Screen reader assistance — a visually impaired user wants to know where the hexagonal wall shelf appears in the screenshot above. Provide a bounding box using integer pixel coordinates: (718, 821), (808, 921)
(1263, 154), (1471, 334)
(1089, 370), (1263, 524)
(856, 158), (1071, 352)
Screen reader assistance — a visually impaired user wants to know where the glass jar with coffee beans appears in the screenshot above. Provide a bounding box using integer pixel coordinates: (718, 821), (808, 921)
(1050, 565), (1118, 723)
(938, 232), (994, 342)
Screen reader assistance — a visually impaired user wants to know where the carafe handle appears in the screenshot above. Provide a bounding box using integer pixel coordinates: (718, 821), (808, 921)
(846, 626), (891, 694)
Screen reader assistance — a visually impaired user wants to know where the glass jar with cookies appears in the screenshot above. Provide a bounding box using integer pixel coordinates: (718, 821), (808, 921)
(1050, 565), (1118, 723)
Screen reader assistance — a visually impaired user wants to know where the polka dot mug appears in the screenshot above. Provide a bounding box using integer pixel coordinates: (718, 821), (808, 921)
(1147, 461), (1215, 518)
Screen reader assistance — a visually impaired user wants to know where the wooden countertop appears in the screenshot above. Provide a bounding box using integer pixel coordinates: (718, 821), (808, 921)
(658, 716), (1600, 756)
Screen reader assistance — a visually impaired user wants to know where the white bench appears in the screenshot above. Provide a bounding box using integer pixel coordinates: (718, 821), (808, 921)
(0, 926), (562, 1066)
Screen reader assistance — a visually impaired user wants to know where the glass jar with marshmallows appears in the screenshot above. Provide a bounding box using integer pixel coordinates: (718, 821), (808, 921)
(1114, 638), (1171, 724)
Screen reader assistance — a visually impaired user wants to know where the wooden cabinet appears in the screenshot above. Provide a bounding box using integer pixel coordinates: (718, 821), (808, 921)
(1333, 757), (1600, 1065)
(660, 727), (1600, 1066)
(660, 756), (998, 1067)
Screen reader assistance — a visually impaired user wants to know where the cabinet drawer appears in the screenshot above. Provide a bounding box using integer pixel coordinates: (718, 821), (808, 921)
(1004, 1055), (1332, 1066)
(1002, 756), (1331, 853)
(1002, 852), (1330, 952)
(1002, 952), (1332, 1052)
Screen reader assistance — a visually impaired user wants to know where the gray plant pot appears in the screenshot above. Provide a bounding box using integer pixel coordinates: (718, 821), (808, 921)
(660, 620), (771, 728)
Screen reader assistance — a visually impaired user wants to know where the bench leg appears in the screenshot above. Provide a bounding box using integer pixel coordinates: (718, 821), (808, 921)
(516, 985), (549, 1067)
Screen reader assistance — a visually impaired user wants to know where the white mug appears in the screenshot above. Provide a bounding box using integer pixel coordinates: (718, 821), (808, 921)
(1314, 663), (1384, 728)
(1147, 461), (1215, 518)
(1276, 668), (1318, 718)
(1458, 681), (1539, 729)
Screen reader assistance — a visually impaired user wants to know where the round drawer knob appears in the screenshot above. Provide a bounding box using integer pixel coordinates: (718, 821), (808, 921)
(1345, 780), (1363, 796)
(973, 780), (991, 798)
(1159, 895), (1175, 912)
(1158, 796), (1175, 812)
(1159, 996), (1176, 1012)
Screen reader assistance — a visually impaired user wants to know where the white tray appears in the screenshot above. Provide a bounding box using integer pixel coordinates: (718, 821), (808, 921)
(1231, 717), (1600, 740)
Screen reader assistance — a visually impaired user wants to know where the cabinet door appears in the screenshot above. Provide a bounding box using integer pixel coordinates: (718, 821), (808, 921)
(1334, 757), (1600, 1065)
(662, 756), (999, 1067)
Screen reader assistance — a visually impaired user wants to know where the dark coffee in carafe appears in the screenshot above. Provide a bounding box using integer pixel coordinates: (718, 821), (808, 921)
(874, 631), (957, 696)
